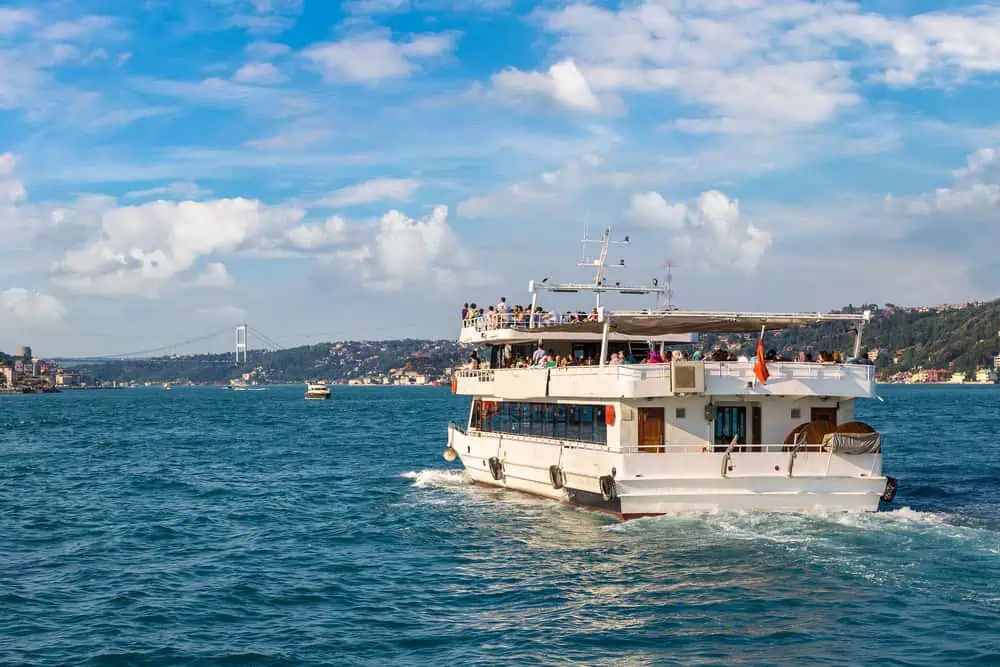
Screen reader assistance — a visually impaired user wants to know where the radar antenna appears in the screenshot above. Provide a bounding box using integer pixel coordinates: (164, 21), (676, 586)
(579, 227), (630, 307)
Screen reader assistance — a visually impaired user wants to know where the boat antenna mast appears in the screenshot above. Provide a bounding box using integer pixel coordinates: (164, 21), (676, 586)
(580, 226), (629, 308)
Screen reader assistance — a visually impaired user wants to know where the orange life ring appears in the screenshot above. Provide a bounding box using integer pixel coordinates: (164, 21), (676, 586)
(605, 405), (616, 426)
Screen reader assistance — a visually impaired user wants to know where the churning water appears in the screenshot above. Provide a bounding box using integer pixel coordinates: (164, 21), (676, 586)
(2, 385), (999, 665)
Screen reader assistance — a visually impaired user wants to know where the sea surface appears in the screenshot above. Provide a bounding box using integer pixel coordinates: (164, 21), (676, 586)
(2, 384), (999, 666)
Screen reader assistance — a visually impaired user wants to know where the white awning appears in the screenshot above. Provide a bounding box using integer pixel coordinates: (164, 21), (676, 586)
(512, 310), (868, 336)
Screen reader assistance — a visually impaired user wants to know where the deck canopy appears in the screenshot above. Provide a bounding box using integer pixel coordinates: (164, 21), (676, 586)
(519, 309), (870, 336)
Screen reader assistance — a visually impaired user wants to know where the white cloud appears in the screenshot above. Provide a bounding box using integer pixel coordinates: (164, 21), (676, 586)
(286, 215), (346, 249)
(197, 304), (247, 321)
(625, 190), (772, 272)
(133, 76), (314, 116)
(124, 181), (214, 200)
(0, 288), (65, 325)
(54, 198), (305, 296)
(0, 8), (35, 36)
(491, 59), (602, 112)
(315, 178), (420, 207)
(345, 0), (510, 13)
(233, 62), (285, 84)
(246, 122), (331, 150)
(528, 1), (1000, 133)
(0, 152), (27, 204)
(336, 205), (462, 291)
(245, 41), (291, 59)
(892, 146), (1000, 214)
(458, 154), (623, 219)
(302, 32), (455, 82)
(625, 191), (686, 229)
(41, 16), (117, 42)
(191, 262), (235, 288)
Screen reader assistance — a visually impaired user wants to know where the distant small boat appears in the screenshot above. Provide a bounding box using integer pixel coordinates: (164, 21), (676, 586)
(305, 381), (331, 400)
(162, 383), (172, 391)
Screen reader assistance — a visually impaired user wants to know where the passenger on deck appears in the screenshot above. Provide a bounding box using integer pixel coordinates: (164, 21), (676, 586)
(462, 303), (469, 321)
(711, 347), (729, 361)
(531, 343), (546, 366)
(468, 351), (480, 370)
(647, 349), (663, 363)
(610, 351), (624, 365)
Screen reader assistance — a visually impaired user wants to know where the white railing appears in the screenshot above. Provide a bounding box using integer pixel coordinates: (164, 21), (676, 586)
(460, 313), (598, 332)
(455, 362), (874, 398)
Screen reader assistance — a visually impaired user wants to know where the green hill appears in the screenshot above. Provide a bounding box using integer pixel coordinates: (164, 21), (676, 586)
(10, 300), (1000, 383)
(706, 300), (1000, 374)
(70, 339), (471, 385)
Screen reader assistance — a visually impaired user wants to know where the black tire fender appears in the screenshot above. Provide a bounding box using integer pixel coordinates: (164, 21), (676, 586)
(599, 475), (616, 502)
(488, 457), (504, 481)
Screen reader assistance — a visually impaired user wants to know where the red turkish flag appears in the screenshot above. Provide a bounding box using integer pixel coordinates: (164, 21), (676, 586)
(754, 328), (769, 385)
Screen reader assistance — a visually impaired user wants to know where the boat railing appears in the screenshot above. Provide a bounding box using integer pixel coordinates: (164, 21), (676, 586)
(617, 442), (828, 455)
(456, 362), (869, 380)
(461, 314), (600, 332)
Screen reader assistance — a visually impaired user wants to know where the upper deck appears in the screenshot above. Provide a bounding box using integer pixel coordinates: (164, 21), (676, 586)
(455, 360), (876, 400)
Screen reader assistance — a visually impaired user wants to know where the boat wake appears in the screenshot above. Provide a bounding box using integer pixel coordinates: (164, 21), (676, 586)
(401, 469), (470, 489)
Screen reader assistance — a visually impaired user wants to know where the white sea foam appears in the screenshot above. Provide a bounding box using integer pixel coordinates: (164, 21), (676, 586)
(400, 469), (470, 489)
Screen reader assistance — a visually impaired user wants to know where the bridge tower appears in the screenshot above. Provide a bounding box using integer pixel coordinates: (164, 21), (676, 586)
(235, 324), (248, 364)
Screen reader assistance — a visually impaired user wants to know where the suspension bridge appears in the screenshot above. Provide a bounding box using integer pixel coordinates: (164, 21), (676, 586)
(53, 324), (286, 366)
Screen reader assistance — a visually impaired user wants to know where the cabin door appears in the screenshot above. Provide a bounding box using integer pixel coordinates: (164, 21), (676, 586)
(750, 406), (762, 452)
(811, 407), (838, 425)
(637, 407), (665, 453)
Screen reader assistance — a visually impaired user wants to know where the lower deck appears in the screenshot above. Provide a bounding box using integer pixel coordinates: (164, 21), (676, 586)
(449, 425), (890, 517)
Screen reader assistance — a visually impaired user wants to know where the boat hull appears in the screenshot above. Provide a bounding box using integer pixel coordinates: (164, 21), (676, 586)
(449, 426), (887, 518)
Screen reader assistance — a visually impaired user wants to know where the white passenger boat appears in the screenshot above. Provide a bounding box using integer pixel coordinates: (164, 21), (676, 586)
(305, 381), (331, 400)
(444, 229), (896, 518)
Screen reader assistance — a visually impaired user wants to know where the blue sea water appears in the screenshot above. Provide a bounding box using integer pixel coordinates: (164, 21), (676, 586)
(2, 384), (1000, 666)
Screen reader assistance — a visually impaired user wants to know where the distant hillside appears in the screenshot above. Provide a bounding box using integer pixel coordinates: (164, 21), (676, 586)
(72, 339), (472, 384)
(10, 301), (1000, 382)
(707, 300), (1000, 374)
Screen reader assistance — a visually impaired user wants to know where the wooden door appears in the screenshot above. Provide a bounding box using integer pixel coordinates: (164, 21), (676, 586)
(638, 407), (665, 453)
(811, 407), (838, 425)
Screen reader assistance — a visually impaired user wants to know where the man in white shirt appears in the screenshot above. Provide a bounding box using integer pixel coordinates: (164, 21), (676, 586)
(496, 297), (508, 327)
(531, 343), (546, 366)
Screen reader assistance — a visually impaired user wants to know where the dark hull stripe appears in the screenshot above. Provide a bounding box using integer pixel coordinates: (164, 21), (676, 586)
(471, 480), (628, 519)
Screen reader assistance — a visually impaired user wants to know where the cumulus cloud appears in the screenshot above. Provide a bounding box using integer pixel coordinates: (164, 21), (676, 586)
(891, 146), (1000, 214)
(336, 205), (462, 291)
(315, 178), (420, 208)
(286, 215), (346, 249)
(528, 1), (1000, 133)
(0, 288), (65, 325)
(232, 62), (285, 84)
(191, 262), (235, 288)
(625, 190), (772, 272)
(54, 198), (304, 296)
(302, 32), (454, 82)
(458, 154), (610, 219)
(491, 59), (603, 112)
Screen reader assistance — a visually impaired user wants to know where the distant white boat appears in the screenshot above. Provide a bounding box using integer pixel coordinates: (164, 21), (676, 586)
(162, 382), (172, 391)
(305, 381), (331, 400)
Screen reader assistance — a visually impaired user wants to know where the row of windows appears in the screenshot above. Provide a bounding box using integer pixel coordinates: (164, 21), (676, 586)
(471, 400), (608, 444)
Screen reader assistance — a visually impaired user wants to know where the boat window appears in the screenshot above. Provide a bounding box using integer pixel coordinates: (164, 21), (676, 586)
(475, 400), (607, 444)
(714, 405), (747, 449)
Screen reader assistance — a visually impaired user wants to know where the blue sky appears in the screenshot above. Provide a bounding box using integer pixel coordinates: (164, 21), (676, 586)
(2, 0), (1000, 355)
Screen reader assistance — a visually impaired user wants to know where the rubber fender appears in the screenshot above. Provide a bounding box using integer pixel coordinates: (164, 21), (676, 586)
(881, 475), (898, 503)
(488, 456), (504, 481)
(599, 475), (616, 502)
(549, 465), (565, 490)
